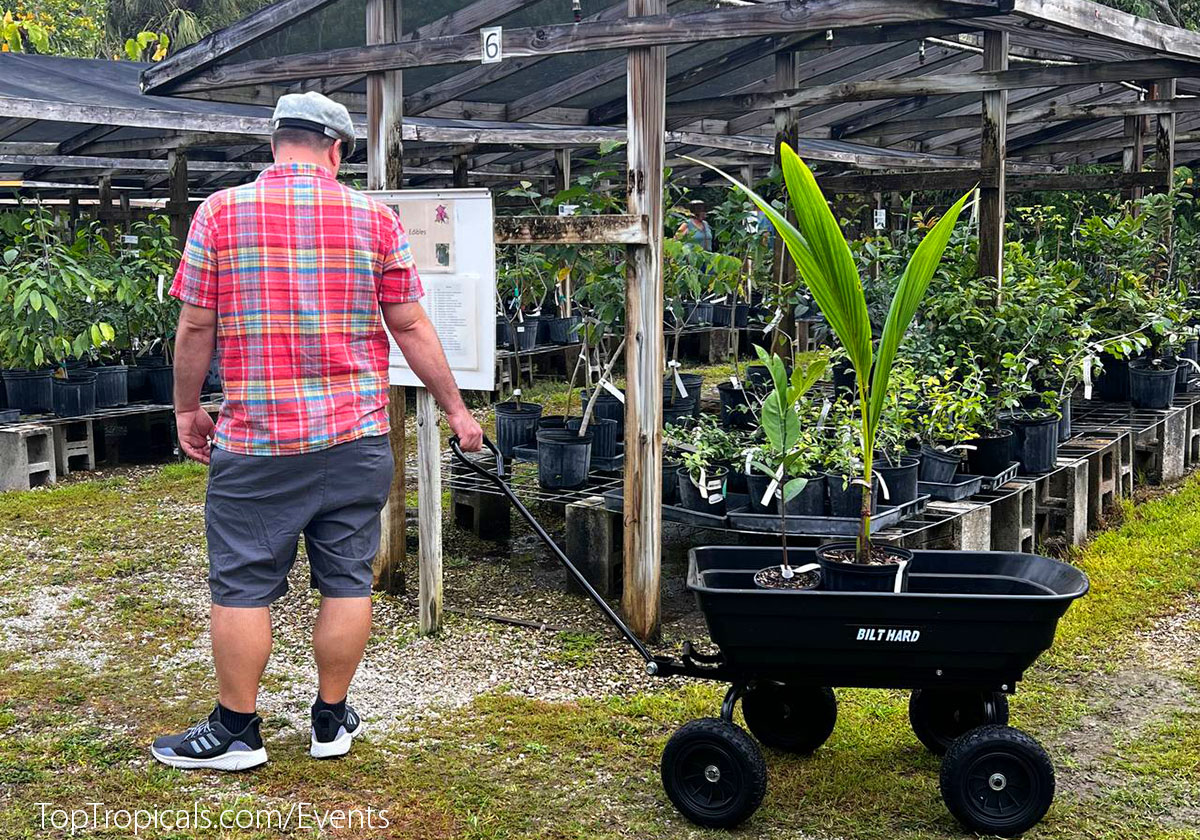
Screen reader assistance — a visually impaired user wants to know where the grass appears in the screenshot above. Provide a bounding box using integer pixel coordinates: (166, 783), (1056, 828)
(1, 458), (1199, 838)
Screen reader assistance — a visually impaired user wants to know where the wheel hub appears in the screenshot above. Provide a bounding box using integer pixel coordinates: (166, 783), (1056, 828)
(704, 764), (722, 783)
(988, 772), (1008, 792)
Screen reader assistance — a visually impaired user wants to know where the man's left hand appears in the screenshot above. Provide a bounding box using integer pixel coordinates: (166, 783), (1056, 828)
(177, 408), (216, 464)
(447, 409), (483, 452)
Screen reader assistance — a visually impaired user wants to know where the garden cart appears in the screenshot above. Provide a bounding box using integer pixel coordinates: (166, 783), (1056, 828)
(450, 436), (1089, 837)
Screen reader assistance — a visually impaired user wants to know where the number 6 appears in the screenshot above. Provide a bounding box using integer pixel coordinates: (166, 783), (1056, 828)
(481, 27), (502, 64)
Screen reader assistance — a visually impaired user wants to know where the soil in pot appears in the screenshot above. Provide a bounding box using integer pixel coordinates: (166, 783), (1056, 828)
(146, 365), (174, 405)
(875, 456), (920, 506)
(965, 429), (1014, 477)
(753, 564), (821, 590)
(537, 414), (579, 432)
(919, 445), (960, 483)
(567, 417), (618, 460)
(1129, 358), (1178, 410)
(2, 369), (53, 414)
(825, 473), (877, 517)
(1094, 353), (1130, 402)
(677, 465), (728, 515)
(1012, 414), (1059, 475)
(536, 429), (592, 490)
(816, 542), (915, 593)
(52, 370), (98, 418)
(717, 382), (756, 429)
(92, 364), (128, 408)
(494, 401), (542, 457)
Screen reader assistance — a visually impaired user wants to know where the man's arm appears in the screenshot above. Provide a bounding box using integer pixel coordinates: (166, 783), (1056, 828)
(381, 301), (483, 451)
(173, 302), (218, 464)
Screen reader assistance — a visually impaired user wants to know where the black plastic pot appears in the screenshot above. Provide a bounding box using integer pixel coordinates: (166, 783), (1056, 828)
(745, 365), (772, 391)
(547, 316), (582, 345)
(875, 456), (920, 506)
(126, 365), (150, 401)
(677, 465), (728, 515)
(664, 372), (704, 420)
(831, 358), (856, 396)
(146, 365), (174, 405)
(717, 382), (756, 429)
(815, 542), (916, 593)
(513, 321), (538, 351)
(663, 397), (695, 428)
(537, 414), (576, 432)
(965, 429), (1014, 477)
(825, 472), (877, 517)
(1129, 359), (1178, 410)
(581, 389), (625, 439)
(1058, 397), (1072, 443)
(568, 417), (617, 460)
(496, 317), (513, 349)
(51, 370), (97, 418)
(494, 401), (542, 457)
(734, 303), (750, 329)
(1167, 357), (1191, 392)
(536, 429), (592, 490)
(745, 470), (775, 514)
(0, 408), (18, 423)
(662, 459), (682, 505)
(92, 364), (128, 408)
(1186, 338), (1199, 362)
(683, 301), (714, 326)
(1012, 414), (1059, 475)
(746, 471), (826, 516)
(1094, 353), (1130, 402)
(2, 369), (53, 414)
(919, 445), (960, 483)
(710, 304), (733, 327)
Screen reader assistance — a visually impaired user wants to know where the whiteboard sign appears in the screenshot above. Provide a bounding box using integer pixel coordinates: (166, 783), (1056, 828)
(873, 208), (887, 230)
(367, 188), (496, 392)
(481, 27), (502, 64)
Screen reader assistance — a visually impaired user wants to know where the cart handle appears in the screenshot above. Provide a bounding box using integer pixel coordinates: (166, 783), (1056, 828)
(449, 434), (656, 665)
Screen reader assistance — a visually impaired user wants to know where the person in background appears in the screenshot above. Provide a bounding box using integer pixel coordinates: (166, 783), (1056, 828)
(151, 91), (483, 772)
(676, 199), (714, 251)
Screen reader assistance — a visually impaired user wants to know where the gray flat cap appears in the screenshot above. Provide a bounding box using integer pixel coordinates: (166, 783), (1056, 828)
(271, 91), (356, 156)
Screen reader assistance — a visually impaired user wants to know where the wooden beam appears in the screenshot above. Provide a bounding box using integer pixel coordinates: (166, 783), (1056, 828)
(0, 142), (58, 155)
(670, 58), (1200, 117)
(553, 147), (571, 194)
(978, 30), (1007, 285)
(368, 0), (409, 600)
(160, 0), (1007, 92)
(773, 47), (799, 356)
(0, 153), (369, 174)
(495, 214), (648, 244)
(166, 150), (189, 244)
(1011, 0), (1200, 63)
(623, 0), (667, 644)
(817, 169), (1168, 193)
(1154, 78), (1177, 178)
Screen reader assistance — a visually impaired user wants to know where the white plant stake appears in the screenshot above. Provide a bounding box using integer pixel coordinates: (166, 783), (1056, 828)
(893, 558), (909, 593)
(698, 466), (708, 499)
(1082, 355), (1095, 400)
(876, 471), (890, 502)
(668, 360), (687, 397)
(763, 307), (783, 334)
(600, 379), (625, 403)
(761, 463), (785, 508)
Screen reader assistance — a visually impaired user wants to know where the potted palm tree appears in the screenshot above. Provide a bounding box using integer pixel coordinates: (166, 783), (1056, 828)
(690, 146), (971, 592)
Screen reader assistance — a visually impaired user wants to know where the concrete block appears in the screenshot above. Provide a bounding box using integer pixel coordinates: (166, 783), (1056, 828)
(990, 482), (1035, 553)
(450, 450), (511, 541)
(1133, 405), (1187, 485)
(897, 500), (991, 551)
(565, 496), (622, 598)
(52, 419), (96, 476)
(1035, 459), (1088, 549)
(1066, 434), (1125, 531)
(0, 423), (55, 491)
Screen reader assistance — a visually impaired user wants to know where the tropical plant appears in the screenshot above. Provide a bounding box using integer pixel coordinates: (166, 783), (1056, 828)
(691, 144), (971, 562)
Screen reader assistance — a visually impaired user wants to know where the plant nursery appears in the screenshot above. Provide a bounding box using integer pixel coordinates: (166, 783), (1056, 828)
(2, 1), (1200, 838)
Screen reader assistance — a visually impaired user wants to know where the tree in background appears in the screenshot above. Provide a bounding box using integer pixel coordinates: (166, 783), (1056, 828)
(1102, 0), (1200, 28)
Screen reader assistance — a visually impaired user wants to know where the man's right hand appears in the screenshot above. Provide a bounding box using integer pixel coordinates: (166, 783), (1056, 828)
(177, 408), (216, 464)
(447, 409), (483, 452)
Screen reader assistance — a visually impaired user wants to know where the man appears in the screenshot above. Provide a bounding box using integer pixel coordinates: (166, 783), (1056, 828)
(676, 199), (714, 251)
(151, 92), (483, 771)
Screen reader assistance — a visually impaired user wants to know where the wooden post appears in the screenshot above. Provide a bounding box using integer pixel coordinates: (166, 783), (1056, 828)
(1123, 105), (1146, 208)
(452, 153), (469, 188)
(167, 150), (189, 245)
(771, 46), (798, 356)
(622, 0), (666, 643)
(368, 0), (408, 598)
(978, 30), (1007, 287)
(97, 176), (112, 225)
(554, 147), (572, 194)
(119, 193), (131, 234)
(1153, 78), (1177, 183)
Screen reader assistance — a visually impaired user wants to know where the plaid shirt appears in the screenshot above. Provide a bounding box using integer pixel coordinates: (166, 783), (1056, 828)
(171, 162), (422, 455)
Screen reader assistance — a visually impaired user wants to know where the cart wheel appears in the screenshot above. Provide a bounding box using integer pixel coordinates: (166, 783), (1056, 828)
(909, 689), (1009, 755)
(940, 725), (1055, 837)
(741, 683), (837, 754)
(661, 718), (766, 828)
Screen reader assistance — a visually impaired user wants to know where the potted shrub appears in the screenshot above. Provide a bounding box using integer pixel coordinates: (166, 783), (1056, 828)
(693, 145), (971, 592)
(676, 433), (729, 516)
(873, 362), (922, 505)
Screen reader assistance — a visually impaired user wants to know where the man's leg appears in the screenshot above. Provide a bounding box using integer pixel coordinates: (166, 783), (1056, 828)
(312, 596), (372, 704)
(212, 605), (273, 713)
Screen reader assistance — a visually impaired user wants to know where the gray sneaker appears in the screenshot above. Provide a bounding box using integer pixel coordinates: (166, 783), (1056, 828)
(151, 706), (267, 771)
(310, 703), (364, 759)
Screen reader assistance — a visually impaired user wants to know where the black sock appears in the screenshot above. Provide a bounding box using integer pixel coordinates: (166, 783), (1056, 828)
(314, 694), (347, 718)
(217, 703), (257, 733)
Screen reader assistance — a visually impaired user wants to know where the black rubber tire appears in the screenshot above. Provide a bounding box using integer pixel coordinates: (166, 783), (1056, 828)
(940, 725), (1056, 837)
(741, 683), (838, 754)
(909, 689), (1010, 755)
(661, 718), (767, 829)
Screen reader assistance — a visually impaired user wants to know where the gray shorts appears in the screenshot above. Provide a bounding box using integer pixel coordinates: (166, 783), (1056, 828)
(205, 435), (394, 607)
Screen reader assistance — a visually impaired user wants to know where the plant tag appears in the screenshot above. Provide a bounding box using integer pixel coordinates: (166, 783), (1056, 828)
(122, 234), (138, 245)
(1183, 358), (1200, 373)
(711, 294), (727, 304)
(794, 563), (819, 575)
(876, 471), (890, 501)
(780, 565), (794, 579)
(517, 310), (525, 322)
(763, 307), (783, 334)
(762, 464), (785, 506)
(729, 375), (740, 389)
(156, 274), (164, 303)
(668, 360), (687, 397)
(1082, 354), (1094, 400)
(893, 558), (908, 594)
(744, 450), (754, 475)
(601, 379), (625, 404)
(516, 326), (525, 333)
(817, 399), (832, 429)
(708, 481), (724, 502)
(698, 467), (708, 499)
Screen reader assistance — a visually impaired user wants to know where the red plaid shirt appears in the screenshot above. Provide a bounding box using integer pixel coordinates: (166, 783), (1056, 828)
(171, 162), (422, 455)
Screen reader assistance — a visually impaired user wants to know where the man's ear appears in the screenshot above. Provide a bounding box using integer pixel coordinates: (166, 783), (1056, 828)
(329, 139), (342, 170)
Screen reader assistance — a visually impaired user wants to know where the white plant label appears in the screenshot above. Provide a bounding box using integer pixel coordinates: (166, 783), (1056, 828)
(1082, 355), (1094, 400)
(156, 274), (164, 303)
(873, 208), (887, 230)
(122, 234), (138, 245)
(480, 27), (503, 64)
(762, 464), (784, 506)
(744, 450), (754, 476)
(668, 360), (687, 397)
(729, 375), (740, 389)
(893, 559), (909, 593)
(557, 204), (578, 216)
(763, 307), (783, 334)
(817, 399), (832, 429)
(698, 467), (708, 499)
(876, 471), (890, 501)
(600, 379), (625, 404)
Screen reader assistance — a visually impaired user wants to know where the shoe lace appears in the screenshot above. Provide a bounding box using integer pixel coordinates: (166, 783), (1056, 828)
(184, 720), (213, 740)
